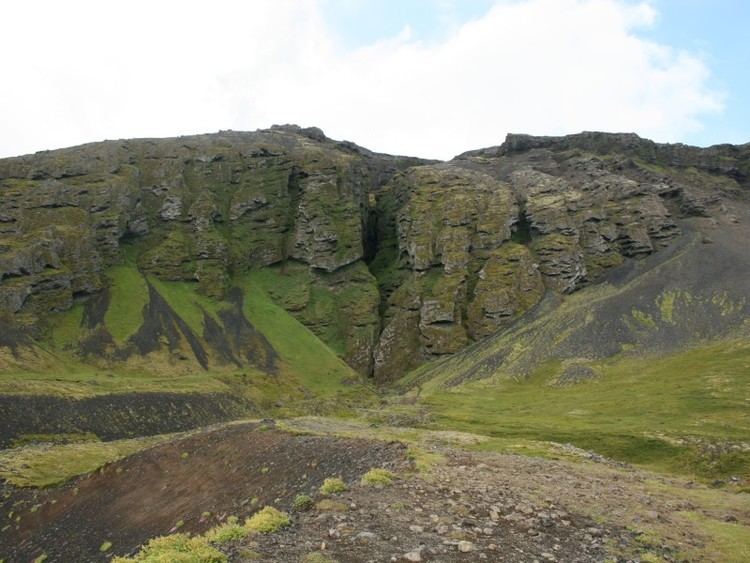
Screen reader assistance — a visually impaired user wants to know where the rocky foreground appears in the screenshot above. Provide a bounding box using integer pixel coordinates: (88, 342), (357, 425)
(2, 418), (747, 562)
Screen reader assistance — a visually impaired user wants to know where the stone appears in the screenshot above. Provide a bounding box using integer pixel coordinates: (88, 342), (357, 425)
(403, 550), (422, 562)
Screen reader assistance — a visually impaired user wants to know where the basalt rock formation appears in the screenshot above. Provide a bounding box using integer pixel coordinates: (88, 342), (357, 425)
(1, 128), (748, 380)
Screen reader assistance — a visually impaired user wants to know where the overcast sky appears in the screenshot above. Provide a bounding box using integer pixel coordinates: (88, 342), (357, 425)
(0, 0), (746, 160)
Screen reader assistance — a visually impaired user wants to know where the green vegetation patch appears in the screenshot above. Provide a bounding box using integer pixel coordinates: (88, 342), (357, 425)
(10, 432), (98, 448)
(0, 434), (172, 487)
(244, 506), (290, 533)
(292, 493), (315, 511)
(49, 303), (84, 350)
(314, 499), (349, 512)
(418, 339), (750, 481)
(360, 468), (394, 487)
(112, 533), (226, 563)
(105, 265), (149, 344)
(204, 516), (249, 544)
(147, 276), (222, 337)
(0, 369), (231, 398)
(678, 511), (750, 563)
(247, 262), (379, 363)
(319, 477), (347, 494)
(237, 272), (358, 395)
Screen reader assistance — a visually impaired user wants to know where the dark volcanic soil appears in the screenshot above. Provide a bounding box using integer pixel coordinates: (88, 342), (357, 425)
(0, 392), (251, 448)
(0, 422), (408, 562)
(3, 419), (740, 562)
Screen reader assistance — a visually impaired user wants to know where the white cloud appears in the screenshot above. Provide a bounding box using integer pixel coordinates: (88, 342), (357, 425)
(0, 0), (723, 159)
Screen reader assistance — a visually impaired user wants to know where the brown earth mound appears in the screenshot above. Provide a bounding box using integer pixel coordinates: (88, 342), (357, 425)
(0, 422), (408, 562)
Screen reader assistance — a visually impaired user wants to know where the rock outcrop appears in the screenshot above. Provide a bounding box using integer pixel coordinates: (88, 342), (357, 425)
(1, 128), (747, 380)
(0, 127), (421, 373)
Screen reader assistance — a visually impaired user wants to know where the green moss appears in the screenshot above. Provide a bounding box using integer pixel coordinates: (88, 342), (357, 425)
(679, 511), (750, 562)
(319, 477), (347, 494)
(406, 445), (445, 473)
(314, 499), (349, 512)
(105, 265), (149, 344)
(49, 303), (84, 350)
(630, 308), (657, 330)
(360, 468), (394, 487)
(417, 339), (750, 481)
(711, 291), (745, 317)
(237, 272), (360, 395)
(0, 369), (230, 398)
(244, 506), (290, 533)
(633, 158), (669, 175)
(10, 432), (98, 447)
(657, 290), (678, 325)
(204, 517), (249, 543)
(292, 494), (314, 511)
(138, 229), (195, 282)
(250, 262), (380, 367)
(112, 533), (226, 563)
(147, 277), (221, 337)
(0, 434), (173, 487)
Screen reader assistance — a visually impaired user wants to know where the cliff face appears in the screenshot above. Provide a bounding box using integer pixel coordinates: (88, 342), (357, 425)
(0, 126), (422, 375)
(0, 128), (748, 380)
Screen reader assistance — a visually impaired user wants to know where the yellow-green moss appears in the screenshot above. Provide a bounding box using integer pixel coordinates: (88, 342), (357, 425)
(105, 265), (149, 344)
(360, 468), (394, 487)
(0, 434), (171, 488)
(204, 516), (248, 543)
(292, 493), (314, 511)
(111, 533), (226, 563)
(315, 499), (349, 512)
(319, 477), (347, 494)
(631, 308), (657, 330)
(244, 506), (290, 533)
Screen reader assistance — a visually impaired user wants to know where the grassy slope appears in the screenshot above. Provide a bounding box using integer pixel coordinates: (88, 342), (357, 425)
(0, 265), (367, 406)
(0, 434), (175, 487)
(415, 339), (750, 481)
(105, 265), (150, 344)
(247, 265), (346, 356)
(237, 271), (361, 396)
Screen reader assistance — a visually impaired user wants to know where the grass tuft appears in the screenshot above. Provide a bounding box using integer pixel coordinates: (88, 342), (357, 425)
(244, 506), (290, 534)
(204, 516), (248, 544)
(360, 468), (394, 487)
(319, 477), (347, 495)
(292, 493), (315, 511)
(111, 533), (226, 563)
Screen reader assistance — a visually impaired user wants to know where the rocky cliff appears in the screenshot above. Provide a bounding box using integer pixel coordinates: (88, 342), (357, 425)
(1, 128), (748, 381)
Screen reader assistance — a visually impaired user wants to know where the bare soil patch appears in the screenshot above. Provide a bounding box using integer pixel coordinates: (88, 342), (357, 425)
(0, 422), (408, 562)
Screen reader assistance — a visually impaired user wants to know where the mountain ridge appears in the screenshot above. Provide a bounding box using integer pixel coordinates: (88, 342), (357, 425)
(0, 126), (748, 385)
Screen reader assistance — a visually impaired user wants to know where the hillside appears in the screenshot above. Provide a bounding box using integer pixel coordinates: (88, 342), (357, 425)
(2, 129), (748, 384)
(0, 129), (749, 561)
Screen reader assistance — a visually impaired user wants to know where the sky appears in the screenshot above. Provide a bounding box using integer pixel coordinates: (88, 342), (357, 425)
(0, 0), (747, 160)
